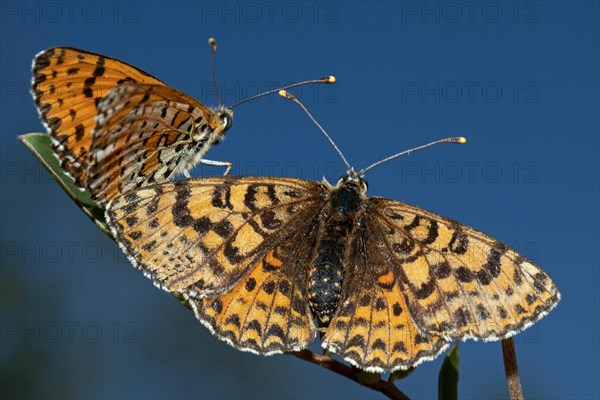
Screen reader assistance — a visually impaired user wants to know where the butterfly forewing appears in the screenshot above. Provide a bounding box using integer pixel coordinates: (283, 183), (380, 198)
(88, 83), (221, 204)
(31, 47), (164, 186)
(106, 176), (326, 293)
(368, 197), (560, 341)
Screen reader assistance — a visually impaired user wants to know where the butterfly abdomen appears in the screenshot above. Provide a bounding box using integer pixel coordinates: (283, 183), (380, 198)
(309, 183), (363, 323)
(308, 240), (345, 323)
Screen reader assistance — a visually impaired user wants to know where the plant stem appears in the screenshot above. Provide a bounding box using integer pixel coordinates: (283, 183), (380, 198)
(289, 350), (411, 400)
(502, 338), (524, 400)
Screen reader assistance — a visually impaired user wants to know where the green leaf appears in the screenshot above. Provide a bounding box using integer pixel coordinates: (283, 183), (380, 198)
(18, 133), (111, 237)
(389, 366), (415, 382)
(173, 291), (192, 310)
(438, 344), (459, 400)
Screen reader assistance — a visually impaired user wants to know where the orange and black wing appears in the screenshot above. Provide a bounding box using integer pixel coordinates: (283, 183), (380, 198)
(188, 219), (322, 354)
(323, 211), (451, 372)
(365, 197), (560, 342)
(106, 176), (328, 353)
(87, 83), (220, 204)
(31, 47), (165, 186)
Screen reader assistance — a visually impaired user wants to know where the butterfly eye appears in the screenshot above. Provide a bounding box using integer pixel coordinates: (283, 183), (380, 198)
(221, 115), (232, 131)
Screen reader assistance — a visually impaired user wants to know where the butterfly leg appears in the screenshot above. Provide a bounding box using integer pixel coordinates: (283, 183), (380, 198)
(199, 159), (232, 176)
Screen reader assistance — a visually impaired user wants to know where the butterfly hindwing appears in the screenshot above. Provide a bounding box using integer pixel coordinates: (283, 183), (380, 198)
(187, 223), (322, 354)
(88, 83), (221, 204)
(368, 197), (560, 341)
(31, 47), (165, 186)
(322, 212), (451, 372)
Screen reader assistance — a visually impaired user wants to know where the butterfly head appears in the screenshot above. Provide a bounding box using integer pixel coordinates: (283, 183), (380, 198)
(336, 168), (368, 193)
(211, 105), (233, 144)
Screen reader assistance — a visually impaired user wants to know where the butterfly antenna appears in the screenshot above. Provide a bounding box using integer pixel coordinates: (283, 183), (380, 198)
(231, 76), (336, 108)
(208, 37), (221, 105)
(279, 90), (352, 171)
(358, 137), (467, 175)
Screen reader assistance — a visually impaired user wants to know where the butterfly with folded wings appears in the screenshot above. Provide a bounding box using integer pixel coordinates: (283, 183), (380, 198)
(31, 40), (334, 205)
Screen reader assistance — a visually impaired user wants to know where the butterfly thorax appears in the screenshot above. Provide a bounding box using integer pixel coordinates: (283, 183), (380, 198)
(175, 105), (233, 175)
(309, 178), (367, 323)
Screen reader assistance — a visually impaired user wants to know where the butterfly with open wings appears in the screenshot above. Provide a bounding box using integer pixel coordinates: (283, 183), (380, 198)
(105, 90), (559, 372)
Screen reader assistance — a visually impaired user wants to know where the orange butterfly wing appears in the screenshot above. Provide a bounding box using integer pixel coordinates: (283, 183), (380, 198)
(87, 83), (221, 204)
(31, 47), (165, 186)
(367, 197), (560, 342)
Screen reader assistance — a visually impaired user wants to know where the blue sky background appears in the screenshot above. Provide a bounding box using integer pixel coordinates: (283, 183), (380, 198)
(1, 1), (598, 399)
